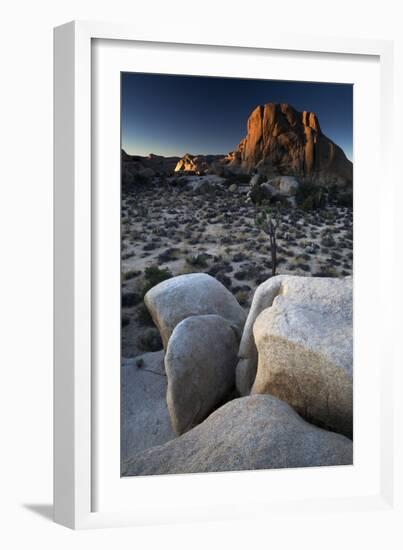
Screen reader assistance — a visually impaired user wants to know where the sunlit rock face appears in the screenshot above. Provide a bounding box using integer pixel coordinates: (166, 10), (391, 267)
(174, 153), (225, 174)
(229, 103), (352, 186)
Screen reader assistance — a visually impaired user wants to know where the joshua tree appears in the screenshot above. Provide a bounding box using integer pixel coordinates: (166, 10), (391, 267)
(255, 205), (281, 276)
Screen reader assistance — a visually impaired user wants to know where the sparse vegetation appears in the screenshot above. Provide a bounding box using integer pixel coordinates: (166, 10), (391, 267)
(186, 253), (209, 268)
(255, 206), (281, 276)
(142, 265), (173, 296)
(121, 175), (353, 358)
(296, 183), (327, 211)
(123, 269), (141, 281)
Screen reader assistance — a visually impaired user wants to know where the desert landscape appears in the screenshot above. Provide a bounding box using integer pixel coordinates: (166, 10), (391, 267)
(120, 82), (353, 475)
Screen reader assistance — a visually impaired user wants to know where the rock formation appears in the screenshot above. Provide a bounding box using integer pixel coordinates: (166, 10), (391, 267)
(144, 273), (246, 348)
(174, 153), (225, 174)
(122, 150), (180, 185)
(165, 314), (238, 435)
(228, 103), (352, 186)
(237, 275), (353, 437)
(122, 395), (353, 476)
(123, 103), (352, 187)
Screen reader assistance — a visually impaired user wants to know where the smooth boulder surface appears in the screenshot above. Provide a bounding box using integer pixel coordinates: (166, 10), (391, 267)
(121, 351), (176, 465)
(165, 314), (238, 435)
(251, 276), (353, 437)
(144, 273), (246, 348)
(122, 395), (353, 476)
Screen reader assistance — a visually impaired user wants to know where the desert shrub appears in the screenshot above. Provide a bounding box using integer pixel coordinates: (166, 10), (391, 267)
(314, 265), (339, 277)
(213, 271), (232, 290)
(133, 173), (151, 186)
(121, 291), (141, 308)
(136, 303), (154, 326)
(336, 191), (353, 207)
(142, 265), (172, 296)
(137, 328), (162, 352)
(296, 183), (327, 211)
(122, 170), (151, 193)
(224, 173), (251, 186)
(249, 182), (266, 205)
(186, 253), (209, 268)
(235, 289), (250, 306)
(122, 269), (141, 281)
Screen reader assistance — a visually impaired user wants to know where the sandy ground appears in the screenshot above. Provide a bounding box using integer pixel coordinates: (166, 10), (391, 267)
(121, 175), (353, 358)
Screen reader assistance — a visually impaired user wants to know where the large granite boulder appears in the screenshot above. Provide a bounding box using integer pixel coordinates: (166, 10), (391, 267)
(229, 103), (352, 186)
(121, 351), (176, 465)
(122, 395), (353, 476)
(249, 276), (353, 437)
(165, 314), (238, 435)
(144, 273), (246, 348)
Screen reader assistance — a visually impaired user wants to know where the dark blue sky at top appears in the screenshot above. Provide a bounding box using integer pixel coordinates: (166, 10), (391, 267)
(121, 73), (353, 161)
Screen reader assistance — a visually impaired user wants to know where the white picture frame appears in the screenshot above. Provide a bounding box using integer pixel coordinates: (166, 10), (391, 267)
(54, 20), (397, 530)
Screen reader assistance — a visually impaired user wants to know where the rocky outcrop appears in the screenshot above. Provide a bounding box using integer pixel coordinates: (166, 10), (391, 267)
(144, 273), (246, 348)
(122, 150), (180, 185)
(123, 103), (352, 186)
(165, 315), (238, 435)
(237, 275), (353, 437)
(229, 103), (352, 186)
(174, 153), (225, 174)
(122, 395), (353, 476)
(121, 351), (176, 463)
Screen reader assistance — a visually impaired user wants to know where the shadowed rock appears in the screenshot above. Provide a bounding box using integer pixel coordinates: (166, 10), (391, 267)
(122, 395), (353, 476)
(165, 314), (238, 435)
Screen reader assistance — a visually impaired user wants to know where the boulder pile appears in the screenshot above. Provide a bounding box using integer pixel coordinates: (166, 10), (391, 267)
(123, 272), (353, 476)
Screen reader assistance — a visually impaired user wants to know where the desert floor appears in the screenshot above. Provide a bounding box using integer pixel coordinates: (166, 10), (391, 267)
(121, 175), (353, 358)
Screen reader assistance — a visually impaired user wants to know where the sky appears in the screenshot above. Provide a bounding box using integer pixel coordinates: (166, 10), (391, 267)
(121, 73), (353, 161)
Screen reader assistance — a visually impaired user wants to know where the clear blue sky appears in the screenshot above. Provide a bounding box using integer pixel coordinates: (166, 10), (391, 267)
(121, 73), (353, 161)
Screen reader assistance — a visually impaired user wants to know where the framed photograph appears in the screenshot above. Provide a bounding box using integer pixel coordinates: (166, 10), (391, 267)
(54, 21), (395, 529)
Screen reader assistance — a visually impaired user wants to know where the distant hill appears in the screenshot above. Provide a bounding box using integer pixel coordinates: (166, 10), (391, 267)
(122, 151), (180, 186)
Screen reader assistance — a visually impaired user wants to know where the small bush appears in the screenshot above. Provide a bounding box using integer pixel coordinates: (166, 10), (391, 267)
(123, 269), (141, 281)
(235, 290), (250, 306)
(142, 265), (172, 296)
(296, 183), (327, 211)
(136, 303), (154, 326)
(249, 182), (266, 205)
(121, 291), (141, 308)
(137, 328), (162, 352)
(186, 253), (209, 268)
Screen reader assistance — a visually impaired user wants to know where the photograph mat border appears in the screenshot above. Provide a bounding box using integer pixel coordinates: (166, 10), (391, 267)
(54, 20), (395, 530)
(92, 36), (377, 514)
